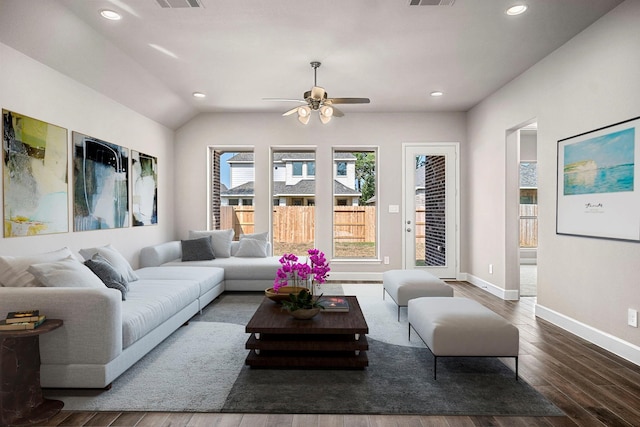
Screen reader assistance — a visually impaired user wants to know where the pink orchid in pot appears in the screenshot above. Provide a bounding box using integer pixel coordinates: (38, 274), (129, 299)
(266, 249), (330, 317)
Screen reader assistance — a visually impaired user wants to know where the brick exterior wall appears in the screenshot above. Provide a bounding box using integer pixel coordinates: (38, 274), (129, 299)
(424, 155), (446, 266)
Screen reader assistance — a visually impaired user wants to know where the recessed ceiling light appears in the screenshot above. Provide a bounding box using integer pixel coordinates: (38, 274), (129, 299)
(192, 92), (206, 98)
(505, 4), (528, 16)
(430, 91), (444, 97)
(100, 9), (122, 20)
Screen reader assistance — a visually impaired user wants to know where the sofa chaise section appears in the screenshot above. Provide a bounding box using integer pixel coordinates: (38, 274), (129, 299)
(139, 240), (284, 291)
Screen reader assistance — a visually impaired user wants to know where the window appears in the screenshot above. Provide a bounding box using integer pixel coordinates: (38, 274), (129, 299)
(210, 149), (256, 240)
(333, 150), (377, 259)
(292, 161), (303, 176)
(272, 150), (315, 256)
(307, 161), (315, 176)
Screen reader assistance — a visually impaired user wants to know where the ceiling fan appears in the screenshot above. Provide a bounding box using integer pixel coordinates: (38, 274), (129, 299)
(264, 61), (370, 124)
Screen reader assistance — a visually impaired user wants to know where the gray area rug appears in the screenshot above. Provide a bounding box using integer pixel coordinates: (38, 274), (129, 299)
(46, 284), (563, 416)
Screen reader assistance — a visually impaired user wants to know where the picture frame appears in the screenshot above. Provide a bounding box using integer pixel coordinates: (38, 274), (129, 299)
(556, 116), (640, 242)
(2, 110), (69, 237)
(131, 150), (158, 226)
(72, 132), (129, 231)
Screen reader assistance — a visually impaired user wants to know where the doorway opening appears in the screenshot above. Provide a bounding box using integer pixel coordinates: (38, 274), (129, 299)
(506, 122), (538, 298)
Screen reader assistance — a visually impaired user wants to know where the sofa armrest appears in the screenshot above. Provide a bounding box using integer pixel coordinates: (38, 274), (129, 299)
(139, 241), (182, 267)
(0, 287), (122, 365)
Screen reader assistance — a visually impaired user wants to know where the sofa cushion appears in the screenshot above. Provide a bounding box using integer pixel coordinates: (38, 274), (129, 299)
(164, 256), (282, 281)
(79, 244), (139, 283)
(240, 231), (268, 241)
(189, 229), (234, 258)
(84, 254), (130, 300)
(234, 238), (269, 257)
(0, 247), (75, 287)
(139, 241), (182, 268)
(28, 256), (106, 289)
(181, 236), (215, 261)
(135, 266), (224, 297)
(121, 279), (200, 348)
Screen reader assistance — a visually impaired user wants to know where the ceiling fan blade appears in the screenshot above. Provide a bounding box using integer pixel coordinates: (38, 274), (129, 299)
(263, 98), (307, 103)
(310, 86), (326, 100)
(327, 97), (370, 104)
(283, 106), (299, 116)
(331, 106), (345, 117)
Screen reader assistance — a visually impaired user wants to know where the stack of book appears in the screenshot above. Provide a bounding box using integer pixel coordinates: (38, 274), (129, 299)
(0, 310), (46, 330)
(319, 296), (350, 312)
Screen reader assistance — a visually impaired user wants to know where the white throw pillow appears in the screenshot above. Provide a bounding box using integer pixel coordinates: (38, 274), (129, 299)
(0, 247), (74, 287)
(240, 232), (268, 242)
(79, 244), (139, 282)
(28, 256), (106, 288)
(235, 238), (269, 258)
(188, 229), (234, 258)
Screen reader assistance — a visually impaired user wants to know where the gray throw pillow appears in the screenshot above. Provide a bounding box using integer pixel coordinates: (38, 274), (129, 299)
(84, 254), (129, 300)
(181, 236), (216, 261)
(188, 229), (234, 258)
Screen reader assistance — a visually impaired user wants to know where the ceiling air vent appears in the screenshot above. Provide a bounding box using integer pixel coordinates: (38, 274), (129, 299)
(156, 0), (202, 8)
(409, 0), (455, 5)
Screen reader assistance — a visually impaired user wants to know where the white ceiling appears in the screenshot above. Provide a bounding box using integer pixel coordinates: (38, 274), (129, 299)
(0, 0), (624, 129)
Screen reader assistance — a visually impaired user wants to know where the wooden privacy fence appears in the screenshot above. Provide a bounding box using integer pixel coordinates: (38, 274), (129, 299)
(219, 206), (376, 243)
(520, 204), (538, 248)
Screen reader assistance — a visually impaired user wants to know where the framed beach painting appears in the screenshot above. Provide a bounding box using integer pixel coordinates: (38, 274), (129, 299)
(72, 132), (129, 231)
(131, 150), (157, 226)
(2, 110), (69, 237)
(556, 116), (640, 242)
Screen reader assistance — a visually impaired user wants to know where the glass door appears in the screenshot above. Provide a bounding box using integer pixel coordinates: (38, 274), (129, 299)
(403, 144), (458, 279)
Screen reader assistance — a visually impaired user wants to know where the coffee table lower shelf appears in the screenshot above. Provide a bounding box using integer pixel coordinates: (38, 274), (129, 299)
(245, 333), (369, 369)
(245, 349), (368, 369)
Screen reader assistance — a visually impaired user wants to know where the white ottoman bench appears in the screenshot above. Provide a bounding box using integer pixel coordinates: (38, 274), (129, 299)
(408, 297), (519, 380)
(383, 269), (453, 320)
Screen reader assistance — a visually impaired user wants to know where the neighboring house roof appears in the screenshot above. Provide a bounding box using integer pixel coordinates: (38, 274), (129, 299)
(221, 180), (360, 197)
(226, 152), (356, 163)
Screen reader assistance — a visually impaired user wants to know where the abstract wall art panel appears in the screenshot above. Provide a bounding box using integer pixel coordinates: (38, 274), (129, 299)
(131, 150), (157, 226)
(557, 116), (640, 242)
(2, 110), (69, 237)
(72, 132), (129, 231)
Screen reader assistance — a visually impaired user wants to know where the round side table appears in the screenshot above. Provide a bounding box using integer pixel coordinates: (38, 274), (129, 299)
(0, 319), (64, 427)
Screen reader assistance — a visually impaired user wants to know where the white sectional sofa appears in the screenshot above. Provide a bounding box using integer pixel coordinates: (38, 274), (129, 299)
(0, 233), (284, 389)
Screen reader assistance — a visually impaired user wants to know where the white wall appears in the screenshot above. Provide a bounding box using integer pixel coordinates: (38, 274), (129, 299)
(467, 0), (640, 356)
(0, 43), (175, 267)
(175, 112), (466, 275)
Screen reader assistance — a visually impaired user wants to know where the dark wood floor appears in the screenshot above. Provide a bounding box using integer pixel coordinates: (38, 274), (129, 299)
(35, 281), (640, 427)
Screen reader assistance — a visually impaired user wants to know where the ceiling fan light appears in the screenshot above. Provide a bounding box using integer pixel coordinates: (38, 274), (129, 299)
(298, 106), (310, 117)
(320, 105), (333, 117)
(319, 114), (332, 124)
(298, 114), (310, 125)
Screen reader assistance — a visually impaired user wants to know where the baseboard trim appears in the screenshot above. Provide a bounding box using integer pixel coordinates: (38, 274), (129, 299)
(465, 273), (520, 301)
(535, 303), (640, 367)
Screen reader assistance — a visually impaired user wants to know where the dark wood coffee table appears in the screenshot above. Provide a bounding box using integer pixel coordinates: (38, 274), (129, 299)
(245, 296), (369, 369)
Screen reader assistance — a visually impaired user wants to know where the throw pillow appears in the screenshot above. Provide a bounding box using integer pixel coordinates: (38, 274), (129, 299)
(84, 254), (129, 300)
(188, 229), (234, 258)
(240, 231), (268, 242)
(181, 236), (216, 261)
(0, 247), (75, 287)
(79, 244), (139, 282)
(234, 238), (269, 258)
(27, 256), (106, 288)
